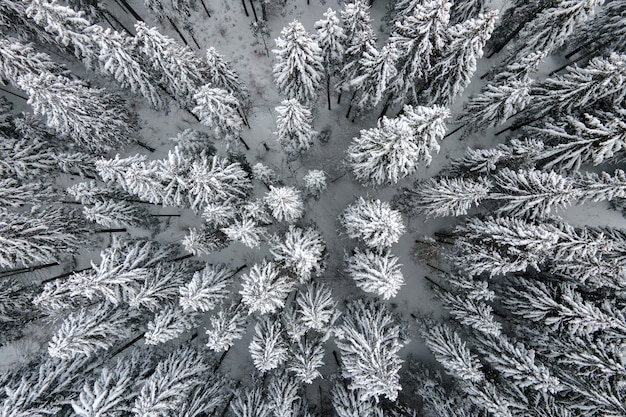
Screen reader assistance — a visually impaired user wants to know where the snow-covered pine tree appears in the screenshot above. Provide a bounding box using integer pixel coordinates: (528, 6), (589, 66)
(578, 169), (626, 203)
(490, 168), (580, 218)
(240, 260), (294, 315)
(450, 0), (485, 24)
(0, 178), (57, 208)
(0, 206), (87, 268)
(341, 197), (405, 249)
(193, 86), (243, 142)
(422, 10), (499, 106)
(181, 226), (228, 256)
(264, 186), (304, 223)
(347, 116), (419, 186)
(506, 0), (604, 65)
(48, 304), (133, 359)
(144, 306), (200, 345)
(179, 264), (234, 312)
(252, 163), (280, 186)
(134, 21), (206, 106)
(302, 169), (327, 198)
(336, 299), (406, 402)
(15, 72), (131, 152)
(221, 216), (265, 248)
(287, 337), (325, 384)
(83, 199), (154, 229)
(249, 316), (288, 372)
(230, 384), (272, 417)
(272, 20), (323, 105)
(97, 148), (252, 213)
(315, 8), (345, 110)
(528, 53), (626, 117)
(437, 290), (503, 336)
(345, 247), (404, 299)
(295, 282), (339, 333)
(71, 349), (155, 417)
(266, 372), (302, 417)
(337, 0), (377, 100)
(274, 99), (316, 156)
(205, 302), (248, 352)
(24, 0), (96, 65)
(349, 43), (399, 116)
(387, 0), (452, 105)
(0, 280), (37, 346)
(331, 382), (384, 417)
(529, 108), (626, 170)
(204, 47), (249, 103)
(269, 225), (326, 283)
(420, 320), (484, 382)
(0, 36), (66, 83)
(569, 0), (626, 58)
(133, 346), (226, 417)
(458, 77), (533, 137)
(395, 176), (492, 218)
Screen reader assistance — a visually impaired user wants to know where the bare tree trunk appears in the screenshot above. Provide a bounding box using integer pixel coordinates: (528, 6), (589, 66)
(442, 123), (465, 139)
(167, 16), (189, 46)
(115, 0), (143, 21)
(189, 31), (201, 49)
(326, 71), (332, 111)
(249, 0), (259, 22)
(345, 91), (356, 119)
(137, 141), (155, 152)
(199, 0), (211, 18)
(241, 0), (249, 17)
(238, 136), (251, 150)
(0, 87), (27, 100)
(95, 228), (127, 233)
(0, 262), (60, 279)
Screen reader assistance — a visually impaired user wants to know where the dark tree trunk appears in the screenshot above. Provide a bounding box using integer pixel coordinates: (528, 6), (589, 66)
(326, 71), (332, 111)
(199, 0), (211, 18)
(236, 108), (250, 128)
(241, 0), (249, 17)
(95, 228), (127, 233)
(167, 16), (189, 46)
(189, 31), (201, 49)
(345, 91), (356, 118)
(238, 136), (251, 150)
(110, 333), (144, 357)
(249, 0), (259, 22)
(115, 0), (143, 21)
(0, 262), (59, 279)
(337, 91), (342, 104)
(0, 87), (27, 100)
(41, 266), (92, 284)
(443, 123), (465, 139)
(137, 141), (155, 152)
(261, 2), (267, 20)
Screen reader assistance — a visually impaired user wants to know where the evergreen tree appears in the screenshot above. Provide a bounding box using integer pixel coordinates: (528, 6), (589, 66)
(193, 86), (243, 141)
(272, 20), (324, 105)
(204, 47), (249, 103)
(507, 0), (604, 65)
(450, 0), (485, 24)
(0, 37), (66, 83)
(420, 320), (484, 382)
(336, 299), (406, 402)
(205, 302), (248, 352)
(529, 53), (626, 117)
(249, 316), (288, 372)
(144, 306), (200, 345)
(240, 260), (295, 315)
(387, 0), (452, 104)
(16, 72), (131, 151)
(267, 372), (302, 417)
(264, 186), (304, 223)
(345, 247), (404, 299)
(423, 10), (499, 105)
(48, 304), (132, 359)
(274, 99), (316, 156)
(83, 199), (154, 229)
(295, 282), (339, 333)
(134, 21), (206, 106)
(222, 217), (265, 248)
(338, 0), (377, 98)
(0, 206), (87, 268)
(230, 384), (271, 417)
(349, 43), (399, 115)
(314, 8), (345, 110)
(287, 337), (325, 384)
(395, 176), (493, 218)
(269, 226), (326, 283)
(302, 169), (327, 198)
(331, 382), (384, 417)
(341, 197), (405, 249)
(530, 108), (626, 170)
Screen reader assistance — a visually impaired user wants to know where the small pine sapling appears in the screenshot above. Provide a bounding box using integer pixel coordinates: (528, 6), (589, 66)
(302, 170), (327, 198)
